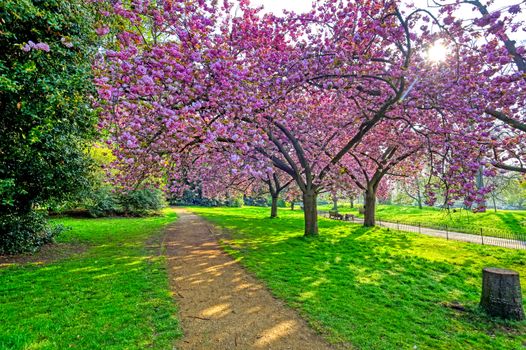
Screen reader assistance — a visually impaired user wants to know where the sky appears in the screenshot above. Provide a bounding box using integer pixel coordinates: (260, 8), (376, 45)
(252, 0), (526, 18)
(251, 0), (525, 42)
(250, 0), (312, 14)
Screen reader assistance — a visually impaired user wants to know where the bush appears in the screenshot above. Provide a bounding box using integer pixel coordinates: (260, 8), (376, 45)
(118, 189), (166, 216)
(224, 196), (244, 208)
(85, 186), (120, 218)
(244, 196), (268, 207)
(0, 212), (65, 255)
(85, 187), (165, 217)
(277, 198), (287, 208)
(170, 190), (244, 207)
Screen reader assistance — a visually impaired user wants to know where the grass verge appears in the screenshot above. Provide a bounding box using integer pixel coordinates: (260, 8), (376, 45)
(191, 206), (526, 350)
(0, 209), (181, 350)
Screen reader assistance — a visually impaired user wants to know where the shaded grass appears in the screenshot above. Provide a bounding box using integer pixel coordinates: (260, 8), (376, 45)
(0, 209), (181, 350)
(191, 206), (526, 350)
(320, 204), (526, 240)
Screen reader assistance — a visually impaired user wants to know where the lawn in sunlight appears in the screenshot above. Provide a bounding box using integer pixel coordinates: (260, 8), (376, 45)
(0, 209), (180, 350)
(319, 203), (526, 240)
(191, 206), (526, 350)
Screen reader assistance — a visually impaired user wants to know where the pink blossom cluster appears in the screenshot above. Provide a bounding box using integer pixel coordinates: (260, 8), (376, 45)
(21, 41), (50, 52)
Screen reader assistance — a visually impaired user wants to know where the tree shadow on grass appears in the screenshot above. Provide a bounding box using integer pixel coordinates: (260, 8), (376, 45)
(200, 210), (526, 349)
(0, 243), (88, 269)
(493, 212), (526, 235)
(0, 232), (180, 350)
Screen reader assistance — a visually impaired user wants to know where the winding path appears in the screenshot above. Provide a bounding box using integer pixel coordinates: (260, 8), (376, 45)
(164, 208), (334, 350)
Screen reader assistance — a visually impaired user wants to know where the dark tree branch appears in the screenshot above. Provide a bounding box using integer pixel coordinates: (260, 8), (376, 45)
(486, 108), (526, 133)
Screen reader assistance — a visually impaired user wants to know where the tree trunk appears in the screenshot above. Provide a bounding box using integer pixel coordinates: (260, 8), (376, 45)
(476, 165), (487, 211)
(303, 190), (318, 236)
(270, 195), (278, 218)
(332, 194), (338, 211)
(350, 197), (354, 208)
(363, 186), (377, 227)
(480, 268), (524, 320)
(290, 201), (295, 211)
(416, 177), (423, 209)
(492, 195), (497, 213)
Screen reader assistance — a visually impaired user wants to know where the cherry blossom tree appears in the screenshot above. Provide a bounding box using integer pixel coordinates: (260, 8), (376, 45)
(231, 0), (490, 231)
(337, 119), (425, 226)
(93, 0), (524, 235)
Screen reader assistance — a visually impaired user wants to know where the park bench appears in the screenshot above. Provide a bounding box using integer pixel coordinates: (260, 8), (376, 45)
(344, 213), (354, 221)
(329, 210), (344, 220)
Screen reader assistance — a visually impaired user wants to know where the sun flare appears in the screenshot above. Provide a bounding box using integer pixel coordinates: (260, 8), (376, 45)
(427, 40), (448, 63)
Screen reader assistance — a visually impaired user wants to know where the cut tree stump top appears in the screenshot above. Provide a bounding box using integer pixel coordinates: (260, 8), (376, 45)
(483, 267), (520, 276)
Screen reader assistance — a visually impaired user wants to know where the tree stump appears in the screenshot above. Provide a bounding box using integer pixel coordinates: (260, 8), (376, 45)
(480, 267), (525, 320)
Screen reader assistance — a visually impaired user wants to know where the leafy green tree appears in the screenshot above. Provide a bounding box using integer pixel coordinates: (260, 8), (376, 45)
(499, 177), (526, 210)
(0, 0), (98, 253)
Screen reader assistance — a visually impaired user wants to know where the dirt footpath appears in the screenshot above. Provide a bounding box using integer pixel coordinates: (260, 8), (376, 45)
(165, 208), (335, 350)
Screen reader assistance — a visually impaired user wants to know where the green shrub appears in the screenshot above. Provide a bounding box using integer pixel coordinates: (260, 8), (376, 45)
(243, 196), (268, 207)
(84, 187), (165, 217)
(225, 196), (244, 208)
(170, 191), (244, 207)
(0, 212), (65, 255)
(118, 189), (166, 216)
(85, 186), (120, 218)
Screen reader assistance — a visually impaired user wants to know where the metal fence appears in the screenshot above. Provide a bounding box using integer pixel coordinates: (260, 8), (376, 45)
(318, 211), (526, 250)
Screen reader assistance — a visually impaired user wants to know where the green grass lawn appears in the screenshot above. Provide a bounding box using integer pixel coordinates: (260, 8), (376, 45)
(320, 203), (526, 239)
(0, 209), (181, 350)
(191, 206), (526, 350)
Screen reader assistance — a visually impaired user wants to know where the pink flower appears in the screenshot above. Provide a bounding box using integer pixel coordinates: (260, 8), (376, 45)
(509, 5), (521, 15)
(141, 76), (154, 85)
(61, 37), (74, 48)
(21, 41), (50, 52)
(95, 26), (110, 36)
(443, 16), (455, 25)
(34, 42), (50, 52)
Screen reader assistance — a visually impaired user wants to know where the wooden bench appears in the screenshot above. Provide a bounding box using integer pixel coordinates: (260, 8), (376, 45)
(329, 210), (344, 220)
(344, 214), (354, 221)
